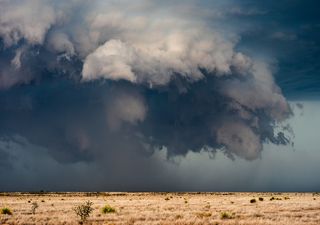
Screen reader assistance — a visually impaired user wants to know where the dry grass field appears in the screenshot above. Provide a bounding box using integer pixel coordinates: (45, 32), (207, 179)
(0, 192), (320, 225)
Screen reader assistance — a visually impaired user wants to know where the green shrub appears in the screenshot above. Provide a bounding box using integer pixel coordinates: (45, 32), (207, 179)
(259, 197), (264, 201)
(220, 211), (234, 219)
(250, 199), (256, 203)
(1, 207), (12, 215)
(101, 205), (116, 214)
(73, 201), (94, 222)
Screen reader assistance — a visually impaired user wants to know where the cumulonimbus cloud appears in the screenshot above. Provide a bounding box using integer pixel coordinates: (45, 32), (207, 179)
(0, 0), (293, 162)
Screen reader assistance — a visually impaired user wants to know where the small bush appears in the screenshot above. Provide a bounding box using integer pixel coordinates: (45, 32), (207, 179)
(73, 201), (94, 222)
(101, 205), (116, 214)
(175, 214), (183, 219)
(270, 196), (282, 201)
(1, 207), (12, 215)
(220, 211), (234, 219)
(31, 202), (39, 214)
(259, 197), (264, 201)
(250, 199), (256, 203)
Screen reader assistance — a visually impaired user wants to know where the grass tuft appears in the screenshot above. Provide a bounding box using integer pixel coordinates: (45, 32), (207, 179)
(1, 207), (12, 215)
(196, 212), (212, 218)
(220, 211), (234, 219)
(101, 205), (116, 214)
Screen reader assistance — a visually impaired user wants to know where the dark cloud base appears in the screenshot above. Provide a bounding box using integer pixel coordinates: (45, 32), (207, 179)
(0, 71), (292, 164)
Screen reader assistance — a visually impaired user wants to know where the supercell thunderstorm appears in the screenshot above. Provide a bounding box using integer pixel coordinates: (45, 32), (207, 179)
(0, 0), (293, 167)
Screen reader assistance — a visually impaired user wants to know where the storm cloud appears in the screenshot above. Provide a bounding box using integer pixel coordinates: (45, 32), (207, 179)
(1, 0), (316, 191)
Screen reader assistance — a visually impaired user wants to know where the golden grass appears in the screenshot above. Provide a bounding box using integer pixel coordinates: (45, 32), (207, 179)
(0, 192), (319, 225)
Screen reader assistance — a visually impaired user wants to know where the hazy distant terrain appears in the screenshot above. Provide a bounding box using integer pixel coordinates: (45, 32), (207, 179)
(1, 192), (319, 225)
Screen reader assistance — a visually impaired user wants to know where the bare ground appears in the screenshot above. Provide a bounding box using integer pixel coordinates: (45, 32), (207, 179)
(1, 192), (320, 225)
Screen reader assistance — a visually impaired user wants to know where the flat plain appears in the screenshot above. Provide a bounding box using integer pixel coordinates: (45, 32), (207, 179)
(0, 192), (319, 225)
